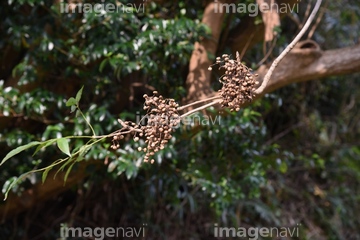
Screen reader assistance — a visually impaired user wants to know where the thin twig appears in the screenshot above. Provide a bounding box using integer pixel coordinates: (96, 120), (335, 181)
(254, 0), (322, 95)
(177, 95), (221, 111)
(264, 122), (304, 146)
(240, 32), (255, 60)
(256, 36), (278, 67)
(307, 1), (327, 39)
(286, 12), (302, 28)
(301, 0), (313, 28)
(180, 100), (220, 118)
(78, 106), (96, 136)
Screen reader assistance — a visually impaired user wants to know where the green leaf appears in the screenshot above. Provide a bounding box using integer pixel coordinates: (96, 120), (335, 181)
(66, 97), (77, 107)
(55, 158), (73, 179)
(2, 176), (16, 195)
(2, 177), (18, 200)
(116, 161), (127, 175)
(125, 166), (134, 179)
(71, 105), (76, 113)
(42, 166), (53, 183)
(57, 138), (71, 157)
(1, 141), (41, 166)
(75, 86), (84, 103)
(55, 144), (89, 178)
(125, 163), (137, 179)
(75, 145), (90, 162)
(33, 139), (57, 156)
(115, 66), (122, 80)
(279, 161), (288, 173)
(75, 109), (81, 117)
(64, 162), (76, 183)
(2, 173), (28, 200)
(99, 59), (108, 72)
(76, 155), (84, 162)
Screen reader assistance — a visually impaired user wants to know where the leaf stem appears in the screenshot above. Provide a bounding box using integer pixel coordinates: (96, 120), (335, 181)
(77, 105), (96, 136)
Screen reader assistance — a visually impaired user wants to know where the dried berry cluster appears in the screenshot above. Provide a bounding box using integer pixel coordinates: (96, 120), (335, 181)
(110, 91), (180, 164)
(139, 91), (180, 163)
(110, 53), (259, 163)
(210, 53), (258, 111)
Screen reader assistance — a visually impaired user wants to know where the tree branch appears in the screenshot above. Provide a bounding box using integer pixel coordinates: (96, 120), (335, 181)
(254, 0), (323, 95)
(256, 0), (280, 43)
(180, 99), (220, 118)
(255, 43), (360, 96)
(2, 42), (360, 221)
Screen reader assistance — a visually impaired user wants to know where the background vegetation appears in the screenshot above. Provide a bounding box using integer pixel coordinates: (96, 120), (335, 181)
(0, 0), (359, 239)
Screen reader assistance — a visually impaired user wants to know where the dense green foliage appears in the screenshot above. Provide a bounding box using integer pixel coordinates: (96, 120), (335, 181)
(0, 0), (359, 239)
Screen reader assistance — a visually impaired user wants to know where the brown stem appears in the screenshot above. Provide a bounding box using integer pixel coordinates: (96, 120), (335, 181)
(177, 95), (221, 111)
(180, 100), (221, 118)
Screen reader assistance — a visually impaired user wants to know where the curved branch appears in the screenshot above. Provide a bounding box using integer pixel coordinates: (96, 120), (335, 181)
(254, 0), (323, 95)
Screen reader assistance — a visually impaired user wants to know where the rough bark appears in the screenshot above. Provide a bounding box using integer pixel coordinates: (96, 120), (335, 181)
(220, 41), (360, 107)
(255, 42), (360, 96)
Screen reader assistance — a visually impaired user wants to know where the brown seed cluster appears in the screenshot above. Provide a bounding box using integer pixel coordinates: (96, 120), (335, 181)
(110, 91), (180, 164)
(211, 52), (258, 111)
(110, 52), (258, 163)
(139, 91), (180, 163)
